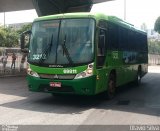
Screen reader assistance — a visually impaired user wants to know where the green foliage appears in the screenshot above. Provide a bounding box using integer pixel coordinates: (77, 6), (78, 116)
(0, 23), (32, 47)
(148, 39), (160, 54)
(154, 16), (160, 34)
(6, 31), (19, 47)
(0, 27), (7, 47)
(0, 26), (19, 47)
(17, 23), (32, 34)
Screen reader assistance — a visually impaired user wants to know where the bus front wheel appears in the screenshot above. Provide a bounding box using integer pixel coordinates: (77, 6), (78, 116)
(106, 73), (116, 99)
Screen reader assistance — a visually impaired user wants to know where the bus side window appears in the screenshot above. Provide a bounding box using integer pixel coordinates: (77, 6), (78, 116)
(97, 29), (106, 67)
(108, 22), (118, 50)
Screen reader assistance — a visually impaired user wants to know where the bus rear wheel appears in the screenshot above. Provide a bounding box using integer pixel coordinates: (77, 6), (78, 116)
(106, 73), (116, 99)
(135, 70), (141, 86)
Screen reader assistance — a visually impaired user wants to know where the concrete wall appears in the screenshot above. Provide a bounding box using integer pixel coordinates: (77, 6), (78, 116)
(148, 54), (160, 65)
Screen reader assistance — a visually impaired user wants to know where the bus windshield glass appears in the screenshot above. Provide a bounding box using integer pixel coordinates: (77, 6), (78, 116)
(28, 18), (95, 66)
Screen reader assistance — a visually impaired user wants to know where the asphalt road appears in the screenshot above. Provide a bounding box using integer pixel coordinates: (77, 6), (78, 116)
(0, 66), (160, 126)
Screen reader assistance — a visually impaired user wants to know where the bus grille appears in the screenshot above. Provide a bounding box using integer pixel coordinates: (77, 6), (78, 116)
(39, 74), (76, 80)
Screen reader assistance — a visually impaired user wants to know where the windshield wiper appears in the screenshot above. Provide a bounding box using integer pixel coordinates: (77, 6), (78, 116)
(61, 35), (73, 65)
(38, 34), (53, 64)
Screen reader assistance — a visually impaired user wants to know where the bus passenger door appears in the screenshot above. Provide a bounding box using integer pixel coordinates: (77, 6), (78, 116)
(96, 29), (108, 93)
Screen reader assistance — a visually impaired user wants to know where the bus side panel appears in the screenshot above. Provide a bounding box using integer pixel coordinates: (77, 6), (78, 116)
(95, 50), (127, 94)
(95, 67), (113, 94)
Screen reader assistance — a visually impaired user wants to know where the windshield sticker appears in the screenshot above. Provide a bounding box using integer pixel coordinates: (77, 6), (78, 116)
(32, 54), (47, 60)
(63, 69), (77, 74)
(49, 65), (63, 68)
(112, 51), (119, 59)
(42, 23), (59, 28)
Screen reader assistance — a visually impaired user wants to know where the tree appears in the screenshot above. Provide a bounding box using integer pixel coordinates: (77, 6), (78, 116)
(148, 39), (160, 54)
(0, 27), (7, 47)
(0, 26), (19, 47)
(0, 23), (31, 47)
(154, 16), (160, 34)
(5, 30), (19, 47)
(17, 23), (32, 35)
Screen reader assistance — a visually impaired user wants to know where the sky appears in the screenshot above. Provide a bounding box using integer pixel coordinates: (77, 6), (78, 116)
(0, 0), (160, 29)
(91, 0), (160, 29)
(0, 9), (37, 25)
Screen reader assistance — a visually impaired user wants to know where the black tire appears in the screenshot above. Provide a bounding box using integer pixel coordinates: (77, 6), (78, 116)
(106, 73), (116, 99)
(135, 69), (142, 86)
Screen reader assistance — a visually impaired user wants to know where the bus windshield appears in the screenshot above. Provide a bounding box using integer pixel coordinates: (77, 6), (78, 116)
(28, 18), (95, 67)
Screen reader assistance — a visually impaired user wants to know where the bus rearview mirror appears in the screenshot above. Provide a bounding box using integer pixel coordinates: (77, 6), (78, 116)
(20, 30), (31, 53)
(99, 35), (105, 48)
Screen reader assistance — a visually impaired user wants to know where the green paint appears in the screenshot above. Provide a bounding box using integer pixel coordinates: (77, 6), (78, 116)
(26, 12), (148, 96)
(30, 64), (88, 74)
(27, 75), (96, 95)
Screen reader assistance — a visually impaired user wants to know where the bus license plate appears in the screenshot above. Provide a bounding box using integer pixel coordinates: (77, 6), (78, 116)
(50, 82), (61, 88)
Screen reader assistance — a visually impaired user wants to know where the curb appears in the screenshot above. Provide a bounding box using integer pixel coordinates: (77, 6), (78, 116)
(0, 74), (27, 78)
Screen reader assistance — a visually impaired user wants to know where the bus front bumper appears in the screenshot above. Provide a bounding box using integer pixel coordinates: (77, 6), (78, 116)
(27, 75), (96, 95)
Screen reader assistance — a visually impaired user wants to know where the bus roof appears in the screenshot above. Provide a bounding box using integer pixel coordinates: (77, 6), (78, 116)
(34, 12), (146, 34)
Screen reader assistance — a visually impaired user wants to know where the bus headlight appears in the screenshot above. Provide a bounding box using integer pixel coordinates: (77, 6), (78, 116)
(27, 64), (39, 78)
(74, 63), (94, 79)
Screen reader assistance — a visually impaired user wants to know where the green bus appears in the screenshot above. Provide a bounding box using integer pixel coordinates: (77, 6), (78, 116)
(20, 13), (148, 99)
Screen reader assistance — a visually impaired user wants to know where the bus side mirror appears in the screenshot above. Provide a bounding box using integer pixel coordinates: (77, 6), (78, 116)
(20, 30), (31, 53)
(99, 35), (105, 54)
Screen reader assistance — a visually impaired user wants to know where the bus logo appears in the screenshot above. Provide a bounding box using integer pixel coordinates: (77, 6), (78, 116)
(53, 75), (59, 79)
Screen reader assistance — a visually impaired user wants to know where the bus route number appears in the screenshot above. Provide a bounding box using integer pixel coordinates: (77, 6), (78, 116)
(33, 54), (47, 60)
